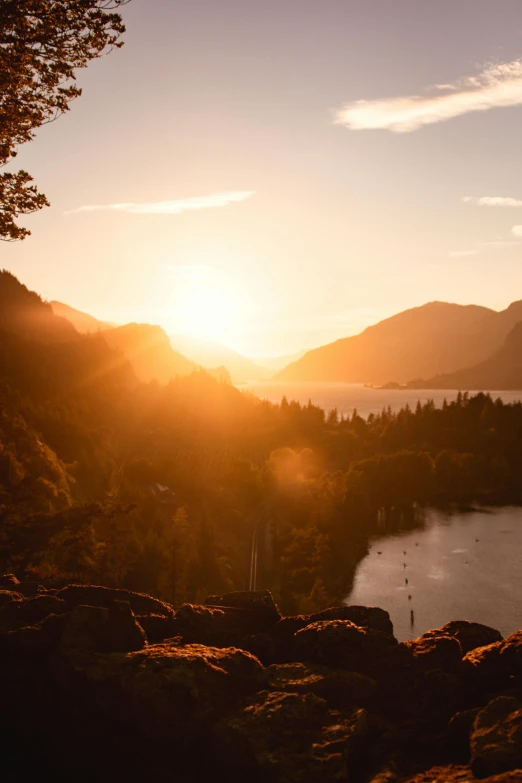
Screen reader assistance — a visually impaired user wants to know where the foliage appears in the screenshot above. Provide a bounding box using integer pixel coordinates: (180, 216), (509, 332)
(0, 0), (130, 240)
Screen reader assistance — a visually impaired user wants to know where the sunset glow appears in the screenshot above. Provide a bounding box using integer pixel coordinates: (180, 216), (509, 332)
(167, 264), (251, 346)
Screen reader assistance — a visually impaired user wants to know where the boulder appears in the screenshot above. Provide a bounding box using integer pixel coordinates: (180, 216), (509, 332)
(240, 632), (280, 665)
(173, 603), (235, 645)
(204, 590), (282, 632)
(266, 662), (377, 709)
(0, 594), (69, 631)
(462, 642), (509, 695)
(447, 707), (481, 756)
(214, 689), (371, 782)
(268, 615), (312, 661)
(470, 696), (522, 777)
(294, 620), (397, 675)
(309, 605), (394, 637)
(63, 641), (265, 741)
(0, 612), (70, 656)
(59, 602), (146, 653)
(270, 615), (311, 641)
(499, 631), (522, 678)
(405, 635), (463, 673)
(0, 589), (23, 608)
(15, 581), (47, 598)
(393, 668), (465, 728)
(105, 600), (147, 653)
(420, 621), (503, 656)
(135, 613), (177, 644)
(55, 584), (175, 618)
(0, 574), (20, 587)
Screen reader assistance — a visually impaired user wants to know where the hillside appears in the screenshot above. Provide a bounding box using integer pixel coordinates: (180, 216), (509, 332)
(50, 301), (115, 333)
(408, 321), (522, 390)
(0, 272), (78, 343)
(0, 272), (138, 507)
(103, 324), (196, 384)
(50, 301), (227, 384)
(276, 301), (522, 384)
(170, 334), (269, 383)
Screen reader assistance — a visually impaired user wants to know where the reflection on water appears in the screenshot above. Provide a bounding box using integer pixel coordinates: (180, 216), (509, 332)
(243, 382), (522, 419)
(346, 506), (522, 642)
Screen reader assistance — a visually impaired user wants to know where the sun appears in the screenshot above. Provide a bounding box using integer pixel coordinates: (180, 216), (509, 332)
(169, 265), (250, 347)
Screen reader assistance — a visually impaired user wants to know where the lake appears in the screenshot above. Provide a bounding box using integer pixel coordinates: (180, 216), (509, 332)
(243, 382), (522, 418)
(346, 506), (522, 642)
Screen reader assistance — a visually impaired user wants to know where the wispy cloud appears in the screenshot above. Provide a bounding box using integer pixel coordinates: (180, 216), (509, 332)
(335, 60), (522, 133)
(65, 191), (255, 216)
(512, 226), (522, 237)
(464, 196), (522, 207)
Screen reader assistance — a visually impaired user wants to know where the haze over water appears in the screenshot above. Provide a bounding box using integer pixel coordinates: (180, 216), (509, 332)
(348, 506), (522, 642)
(244, 382), (522, 418)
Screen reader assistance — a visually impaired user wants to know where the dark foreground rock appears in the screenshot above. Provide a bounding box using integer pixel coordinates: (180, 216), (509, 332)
(1, 580), (521, 783)
(470, 696), (522, 777)
(403, 767), (522, 782)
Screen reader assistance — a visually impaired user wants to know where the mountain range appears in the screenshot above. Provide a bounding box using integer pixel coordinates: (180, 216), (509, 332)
(51, 301), (269, 383)
(21, 286), (522, 392)
(276, 300), (522, 388)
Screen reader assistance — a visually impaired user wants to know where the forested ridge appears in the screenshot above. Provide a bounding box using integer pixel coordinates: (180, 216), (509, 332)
(2, 271), (522, 613)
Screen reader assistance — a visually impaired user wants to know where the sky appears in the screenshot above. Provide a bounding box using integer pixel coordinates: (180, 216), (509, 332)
(3, 0), (522, 357)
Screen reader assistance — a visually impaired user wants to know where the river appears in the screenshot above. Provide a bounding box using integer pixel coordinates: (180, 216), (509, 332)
(346, 506), (522, 642)
(243, 382), (522, 418)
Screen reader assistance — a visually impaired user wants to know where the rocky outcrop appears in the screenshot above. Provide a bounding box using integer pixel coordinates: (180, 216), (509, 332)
(420, 621), (503, 656)
(266, 662), (378, 708)
(55, 583), (175, 618)
(294, 619), (398, 675)
(404, 634), (463, 673)
(214, 691), (372, 782)
(470, 697), (522, 777)
(0, 580), (521, 783)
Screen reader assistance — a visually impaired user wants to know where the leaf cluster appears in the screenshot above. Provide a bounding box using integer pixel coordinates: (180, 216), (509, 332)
(0, 1), (130, 240)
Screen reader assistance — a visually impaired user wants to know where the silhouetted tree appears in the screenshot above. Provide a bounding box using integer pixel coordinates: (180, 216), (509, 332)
(0, 0), (130, 240)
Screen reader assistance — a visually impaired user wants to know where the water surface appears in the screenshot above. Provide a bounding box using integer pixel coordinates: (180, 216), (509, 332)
(243, 382), (522, 418)
(346, 506), (522, 641)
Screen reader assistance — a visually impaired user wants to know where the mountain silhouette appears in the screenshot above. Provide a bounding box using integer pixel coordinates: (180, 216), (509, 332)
(276, 301), (522, 384)
(50, 301), (116, 333)
(0, 270), (137, 399)
(408, 321), (522, 390)
(103, 324), (196, 385)
(50, 299), (214, 384)
(0, 271), (78, 343)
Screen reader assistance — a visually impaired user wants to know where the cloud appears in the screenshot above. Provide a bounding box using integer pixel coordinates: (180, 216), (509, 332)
(65, 191), (255, 216)
(464, 196), (522, 207)
(512, 225), (522, 237)
(335, 60), (522, 133)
